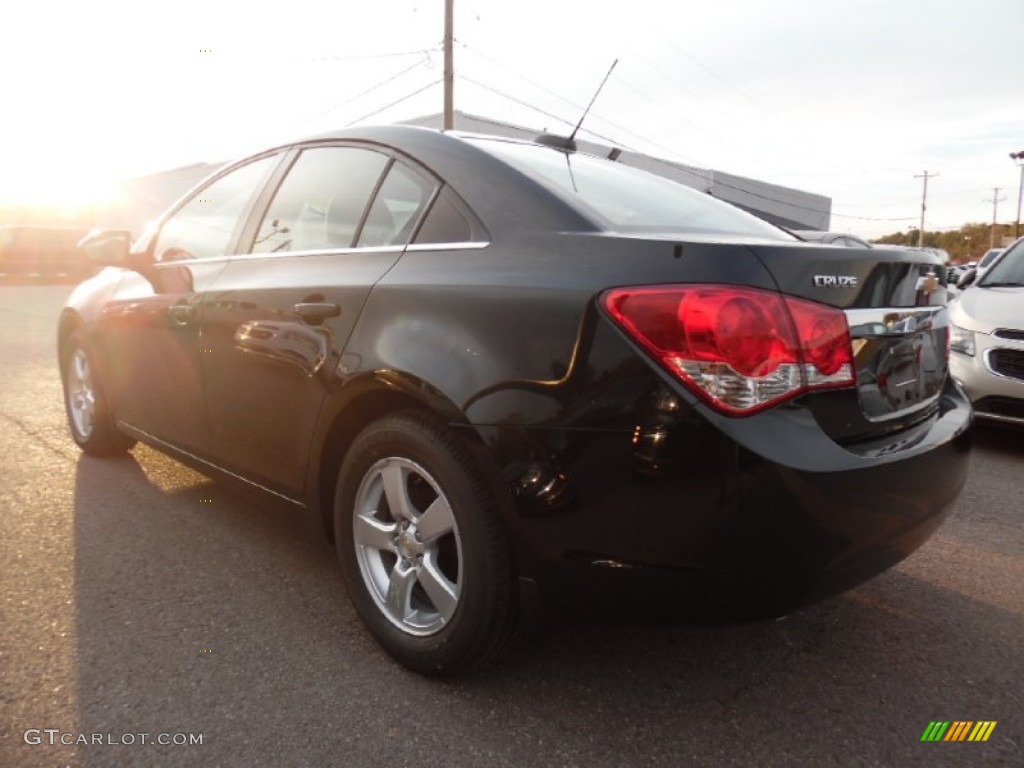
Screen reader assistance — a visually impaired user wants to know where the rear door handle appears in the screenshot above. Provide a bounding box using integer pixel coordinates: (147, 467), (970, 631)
(294, 302), (340, 324)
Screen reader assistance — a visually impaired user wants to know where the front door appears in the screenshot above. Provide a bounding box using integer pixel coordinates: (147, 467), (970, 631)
(98, 154), (280, 454)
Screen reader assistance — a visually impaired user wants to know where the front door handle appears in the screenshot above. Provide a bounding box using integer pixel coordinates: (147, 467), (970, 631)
(169, 302), (197, 324)
(294, 302), (340, 324)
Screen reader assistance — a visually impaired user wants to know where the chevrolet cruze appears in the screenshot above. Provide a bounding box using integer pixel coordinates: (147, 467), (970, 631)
(59, 126), (972, 675)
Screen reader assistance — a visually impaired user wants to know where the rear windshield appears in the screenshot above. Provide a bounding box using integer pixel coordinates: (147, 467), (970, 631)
(471, 138), (794, 240)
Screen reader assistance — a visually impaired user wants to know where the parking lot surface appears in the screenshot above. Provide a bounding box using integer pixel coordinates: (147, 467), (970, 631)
(1, 285), (1021, 767)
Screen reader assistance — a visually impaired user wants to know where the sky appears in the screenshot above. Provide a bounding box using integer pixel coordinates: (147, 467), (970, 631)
(2, 0), (1022, 240)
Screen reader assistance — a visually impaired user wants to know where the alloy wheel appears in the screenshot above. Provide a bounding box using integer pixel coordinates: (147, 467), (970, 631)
(352, 457), (463, 636)
(67, 348), (96, 440)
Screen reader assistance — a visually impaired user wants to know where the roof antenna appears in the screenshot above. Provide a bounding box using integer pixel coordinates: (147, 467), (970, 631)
(535, 58), (619, 153)
(569, 58), (618, 145)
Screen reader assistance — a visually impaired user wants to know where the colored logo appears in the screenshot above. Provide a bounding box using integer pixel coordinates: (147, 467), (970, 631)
(921, 721), (997, 742)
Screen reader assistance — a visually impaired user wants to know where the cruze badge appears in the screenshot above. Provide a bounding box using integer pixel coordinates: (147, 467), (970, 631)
(814, 275), (858, 288)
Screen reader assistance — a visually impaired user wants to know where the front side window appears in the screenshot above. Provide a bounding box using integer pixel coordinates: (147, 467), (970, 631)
(252, 146), (389, 254)
(153, 155), (277, 262)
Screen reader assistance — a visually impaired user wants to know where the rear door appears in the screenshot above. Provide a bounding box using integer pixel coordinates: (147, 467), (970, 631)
(198, 144), (438, 496)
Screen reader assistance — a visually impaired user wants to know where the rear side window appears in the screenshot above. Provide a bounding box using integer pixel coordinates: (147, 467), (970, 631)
(358, 162), (435, 247)
(473, 139), (793, 239)
(252, 146), (389, 254)
(413, 187), (478, 244)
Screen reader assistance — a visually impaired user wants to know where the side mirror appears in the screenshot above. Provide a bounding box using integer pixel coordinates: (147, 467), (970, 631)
(78, 228), (133, 266)
(956, 268), (977, 289)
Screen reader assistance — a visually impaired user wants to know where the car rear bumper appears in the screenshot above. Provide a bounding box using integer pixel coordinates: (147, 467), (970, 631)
(475, 383), (973, 619)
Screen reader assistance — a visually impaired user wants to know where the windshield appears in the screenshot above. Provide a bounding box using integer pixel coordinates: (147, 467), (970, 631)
(471, 138), (796, 240)
(978, 240), (1023, 286)
(979, 248), (1003, 267)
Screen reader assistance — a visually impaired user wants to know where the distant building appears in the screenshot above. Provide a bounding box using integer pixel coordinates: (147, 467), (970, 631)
(99, 110), (831, 235)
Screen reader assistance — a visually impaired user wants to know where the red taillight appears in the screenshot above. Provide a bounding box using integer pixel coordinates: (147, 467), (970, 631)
(603, 285), (855, 414)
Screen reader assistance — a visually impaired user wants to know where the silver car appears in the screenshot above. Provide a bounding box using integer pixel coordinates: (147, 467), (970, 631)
(950, 237), (1024, 425)
(976, 247), (1005, 279)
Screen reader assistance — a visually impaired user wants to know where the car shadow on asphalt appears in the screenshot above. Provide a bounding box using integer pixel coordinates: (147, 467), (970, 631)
(65, 442), (1023, 767)
(972, 421), (1024, 455)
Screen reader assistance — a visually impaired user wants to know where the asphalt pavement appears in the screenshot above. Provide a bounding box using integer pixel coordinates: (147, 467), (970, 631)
(1, 285), (1021, 767)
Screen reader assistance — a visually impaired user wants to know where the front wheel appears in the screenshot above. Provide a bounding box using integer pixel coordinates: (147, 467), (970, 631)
(62, 330), (135, 456)
(334, 412), (518, 676)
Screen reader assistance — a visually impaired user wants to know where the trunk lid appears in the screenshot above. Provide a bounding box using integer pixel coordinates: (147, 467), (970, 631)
(749, 243), (949, 440)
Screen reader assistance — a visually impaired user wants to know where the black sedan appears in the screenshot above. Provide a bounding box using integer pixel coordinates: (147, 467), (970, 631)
(59, 126), (972, 675)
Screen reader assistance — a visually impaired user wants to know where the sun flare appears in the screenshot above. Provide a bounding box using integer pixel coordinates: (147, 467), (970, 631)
(0, 162), (121, 212)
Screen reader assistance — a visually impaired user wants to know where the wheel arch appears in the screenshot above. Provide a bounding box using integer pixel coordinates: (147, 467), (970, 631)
(312, 371), (488, 543)
(56, 309), (86, 374)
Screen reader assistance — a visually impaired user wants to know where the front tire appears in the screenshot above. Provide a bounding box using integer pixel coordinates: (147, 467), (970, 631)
(62, 329), (135, 456)
(334, 412), (517, 676)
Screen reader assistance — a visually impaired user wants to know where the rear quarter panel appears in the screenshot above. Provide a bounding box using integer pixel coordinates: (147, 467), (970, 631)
(339, 233), (780, 429)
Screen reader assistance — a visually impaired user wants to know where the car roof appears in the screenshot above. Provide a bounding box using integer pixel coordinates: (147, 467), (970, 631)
(278, 126), (795, 242)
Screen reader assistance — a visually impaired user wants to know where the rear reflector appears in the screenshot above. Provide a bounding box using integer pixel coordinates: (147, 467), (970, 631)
(602, 284), (855, 414)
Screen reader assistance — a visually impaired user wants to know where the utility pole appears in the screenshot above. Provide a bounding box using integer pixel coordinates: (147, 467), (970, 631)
(1012, 151), (1024, 239)
(913, 171), (938, 247)
(443, 0), (454, 130)
(983, 187), (1005, 248)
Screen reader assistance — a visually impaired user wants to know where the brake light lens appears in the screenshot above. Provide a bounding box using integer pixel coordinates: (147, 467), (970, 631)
(603, 285), (855, 414)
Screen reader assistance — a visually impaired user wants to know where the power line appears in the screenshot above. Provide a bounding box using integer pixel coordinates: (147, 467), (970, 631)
(610, 70), (725, 138)
(456, 48), (634, 148)
(457, 45), (705, 165)
(623, 46), (757, 131)
(457, 41), (585, 114)
(451, 12), (952, 227)
(457, 74), (572, 125)
(462, 38), (715, 149)
(830, 211), (918, 222)
(827, 186), (997, 209)
(294, 47), (439, 63)
(455, 52), (917, 222)
(300, 57), (431, 125)
(650, 33), (781, 119)
(460, 73), (917, 223)
(456, 75), (622, 147)
(462, 74), (897, 221)
(346, 79), (442, 126)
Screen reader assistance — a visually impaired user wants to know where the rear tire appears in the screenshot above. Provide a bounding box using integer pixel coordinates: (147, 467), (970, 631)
(62, 329), (136, 456)
(334, 412), (517, 676)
